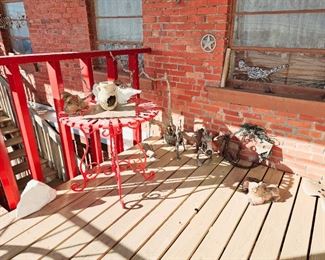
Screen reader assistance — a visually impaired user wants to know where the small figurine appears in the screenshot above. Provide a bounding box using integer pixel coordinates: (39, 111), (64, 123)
(247, 181), (280, 205)
(194, 129), (214, 166)
(237, 59), (288, 82)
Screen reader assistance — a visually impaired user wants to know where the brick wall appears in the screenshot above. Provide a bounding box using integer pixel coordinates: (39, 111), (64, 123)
(23, 0), (92, 102)
(0, 0), (323, 179)
(140, 0), (325, 180)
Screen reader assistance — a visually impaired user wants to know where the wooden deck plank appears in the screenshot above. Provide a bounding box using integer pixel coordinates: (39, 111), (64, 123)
(68, 149), (196, 259)
(279, 178), (317, 260)
(104, 156), (226, 260)
(41, 148), (192, 260)
(250, 173), (301, 260)
(18, 146), (187, 260)
(189, 165), (268, 260)
(0, 206), (8, 217)
(309, 199), (325, 260)
(219, 168), (284, 260)
(0, 138), (165, 259)
(0, 137), (161, 233)
(164, 165), (269, 260)
(133, 164), (249, 260)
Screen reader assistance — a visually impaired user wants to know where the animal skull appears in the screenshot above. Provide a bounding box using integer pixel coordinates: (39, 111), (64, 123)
(93, 81), (118, 111)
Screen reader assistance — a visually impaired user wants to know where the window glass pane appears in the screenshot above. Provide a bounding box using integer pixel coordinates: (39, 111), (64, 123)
(9, 24), (29, 38)
(97, 18), (143, 42)
(237, 0), (325, 12)
(95, 0), (142, 17)
(11, 38), (32, 54)
(234, 14), (325, 48)
(3, 2), (25, 18)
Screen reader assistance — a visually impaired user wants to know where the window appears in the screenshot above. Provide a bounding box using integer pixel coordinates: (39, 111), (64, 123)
(228, 0), (325, 100)
(1, 0), (31, 54)
(92, 0), (143, 51)
(87, 0), (143, 70)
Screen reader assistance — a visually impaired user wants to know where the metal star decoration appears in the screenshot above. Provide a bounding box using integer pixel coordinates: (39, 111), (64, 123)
(200, 34), (217, 53)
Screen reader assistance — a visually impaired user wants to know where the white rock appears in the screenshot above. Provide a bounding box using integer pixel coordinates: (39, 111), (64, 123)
(16, 179), (56, 219)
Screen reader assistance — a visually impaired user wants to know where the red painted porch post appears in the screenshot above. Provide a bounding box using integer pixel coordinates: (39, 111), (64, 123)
(6, 64), (43, 182)
(0, 130), (20, 210)
(47, 61), (78, 179)
(107, 55), (124, 153)
(80, 58), (103, 164)
(128, 54), (142, 145)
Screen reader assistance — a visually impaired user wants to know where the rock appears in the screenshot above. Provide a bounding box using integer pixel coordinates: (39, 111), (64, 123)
(16, 179), (56, 219)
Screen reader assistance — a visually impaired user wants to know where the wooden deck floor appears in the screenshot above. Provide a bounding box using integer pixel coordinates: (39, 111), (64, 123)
(0, 138), (324, 260)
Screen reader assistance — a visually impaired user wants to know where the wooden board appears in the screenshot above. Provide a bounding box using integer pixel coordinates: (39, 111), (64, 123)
(133, 163), (249, 260)
(41, 147), (191, 259)
(104, 156), (225, 260)
(191, 165), (268, 260)
(0, 138), (165, 259)
(64, 149), (195, 259)
(279, 178), (317, 260)
(250, 173), (301, 260)
(309, 198), (325, 260)
(219, 168), (284, 260)
(164, 165), (269, 260)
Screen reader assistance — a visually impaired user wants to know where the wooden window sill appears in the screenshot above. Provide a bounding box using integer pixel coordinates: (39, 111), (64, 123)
(206, 86), (325, 118)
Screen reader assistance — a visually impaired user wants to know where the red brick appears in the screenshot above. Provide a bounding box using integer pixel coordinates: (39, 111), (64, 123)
(315, 123), (325, 132)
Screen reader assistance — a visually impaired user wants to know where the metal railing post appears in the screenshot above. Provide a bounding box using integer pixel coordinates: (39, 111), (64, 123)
(47, 61), (78, 179)
(6, 64), (44, 182)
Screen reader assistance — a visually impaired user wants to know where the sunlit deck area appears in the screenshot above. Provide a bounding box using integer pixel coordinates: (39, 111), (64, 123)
(0, 138), (323, 260)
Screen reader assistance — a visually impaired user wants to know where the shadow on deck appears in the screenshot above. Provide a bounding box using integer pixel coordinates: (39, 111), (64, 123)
(0, 138), (324, 260)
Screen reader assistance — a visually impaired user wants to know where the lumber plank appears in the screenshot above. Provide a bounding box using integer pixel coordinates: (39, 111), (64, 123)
(309, 199), (325, 260)
(64, 149), (195, 259)
(103, 156), (226, 260)
(0, 206), (8, 217)
(219, 168), (284, 260)
(41, 147), (191, 260)
(0, 138), (164, 258)
(4, 136), (22, 147)
(189, 165), (269, 260)
(132, 163), (249, 260)
(250, 173), (301, 260)
(279, 178), (317, 260)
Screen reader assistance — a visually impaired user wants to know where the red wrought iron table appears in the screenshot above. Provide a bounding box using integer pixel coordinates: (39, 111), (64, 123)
(59, 99), (159, 208)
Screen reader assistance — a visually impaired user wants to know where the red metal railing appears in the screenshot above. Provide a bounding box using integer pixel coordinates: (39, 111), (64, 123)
(0, 48), (151, 209)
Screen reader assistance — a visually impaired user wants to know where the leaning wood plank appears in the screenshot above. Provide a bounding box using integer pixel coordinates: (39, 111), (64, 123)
(250, 173), (300, 260)
(0, 139), (165, 258)
(279, 178), (317, 260)
(309, 199), (325, 260)
(103, 156), (226, 260)
(67, 150), (196, 259)
(219, 168), (284, 260)
(133, 164), (249, 260)
(42, 148), (193, 260)
(0, 137), (161, 232)
(184, 165), (268, 260)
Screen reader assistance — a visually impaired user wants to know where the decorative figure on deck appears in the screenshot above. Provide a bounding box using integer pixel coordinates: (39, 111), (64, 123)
(247, 181), (280, 205)
(237, 59), (288, 82)
(183, 128), (214, 166)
